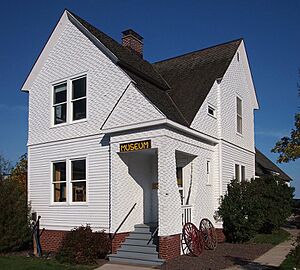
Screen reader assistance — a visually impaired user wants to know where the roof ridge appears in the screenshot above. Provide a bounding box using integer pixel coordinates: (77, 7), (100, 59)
(153, 38), (243, 65)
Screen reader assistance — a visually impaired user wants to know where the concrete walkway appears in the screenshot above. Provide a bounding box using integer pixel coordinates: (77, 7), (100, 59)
(226, 228), (299, 270)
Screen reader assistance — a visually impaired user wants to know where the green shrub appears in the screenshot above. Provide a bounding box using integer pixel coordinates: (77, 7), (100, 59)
(216, 176), (294, 243)
(56, 225), (110, 265)
(0, 178), (31, 252)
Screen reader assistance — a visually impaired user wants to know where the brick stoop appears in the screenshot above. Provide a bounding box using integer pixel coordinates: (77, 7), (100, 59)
(40, 229), (68, 252)
(216, 228), (226, 243)
(159, 234), (181, 260)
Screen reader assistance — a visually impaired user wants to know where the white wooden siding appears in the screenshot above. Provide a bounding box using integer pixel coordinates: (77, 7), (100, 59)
(28, 19), (131, 145)
(28, 134), (110, 231)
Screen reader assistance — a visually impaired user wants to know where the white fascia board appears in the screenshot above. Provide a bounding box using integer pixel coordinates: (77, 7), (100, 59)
(21, 10), (119, 92)
(101, 118), (219, 145)
(239, 41), (259, 110)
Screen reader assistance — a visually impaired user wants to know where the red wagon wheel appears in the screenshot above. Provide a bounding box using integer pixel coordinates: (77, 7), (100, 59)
(199, 218), (217, 250)
(182, 222), (203, 256)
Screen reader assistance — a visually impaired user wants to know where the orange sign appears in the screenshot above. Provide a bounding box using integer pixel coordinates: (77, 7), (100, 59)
(120, 140), (151, 152)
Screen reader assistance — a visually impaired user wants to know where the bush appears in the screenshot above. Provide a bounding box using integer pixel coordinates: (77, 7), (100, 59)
(216, 176), (294, 243)
(56, 225), (110, 265)
(0, 179), (31, 252)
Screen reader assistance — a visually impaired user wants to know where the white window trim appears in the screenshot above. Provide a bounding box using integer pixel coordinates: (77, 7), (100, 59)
(50, 159), (68, 206)
(50, 156), (88, 206)
(207, 103), (217, 119)
(234, 162), (246, 182)
(236, 96), (243, 135)
(50, 73), (88, 128)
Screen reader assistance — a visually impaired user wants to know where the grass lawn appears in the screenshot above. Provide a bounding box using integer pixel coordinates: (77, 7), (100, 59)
(248, 228), (290, 245)
(0, 256), (97, 270)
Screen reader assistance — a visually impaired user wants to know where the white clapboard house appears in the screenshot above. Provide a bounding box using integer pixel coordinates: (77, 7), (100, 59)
(22, 9), (263, 265)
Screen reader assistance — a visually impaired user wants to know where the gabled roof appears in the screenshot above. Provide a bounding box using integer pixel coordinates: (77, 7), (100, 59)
(255, 148), (292, 181)
(153, 39), (242, 124)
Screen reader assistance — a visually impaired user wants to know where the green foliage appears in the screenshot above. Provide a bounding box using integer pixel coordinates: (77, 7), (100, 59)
(0, 179), (31, 252)
(56, 225), (110, 265)
(272, 113), (300, 163)
(10, 154), (27, 193)
(280, 235), (300, 270)
(0, 256), (95, 270)
(248, 228), (290, 245)
(216, 176), (294, 243)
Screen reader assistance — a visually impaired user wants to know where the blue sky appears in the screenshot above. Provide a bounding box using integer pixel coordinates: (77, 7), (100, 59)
(0, 0), (299, 195)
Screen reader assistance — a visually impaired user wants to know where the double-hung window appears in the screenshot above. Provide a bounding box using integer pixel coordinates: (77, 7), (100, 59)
(71, 159), (87, 202)
(72, 77), (86, 121)
(53, 161), (67, 202)
(52, 158), (87, 203)
(52, 75), (87, 126)
(206, 160), (212, 185)
(236, 97), (243, 134)
(53, 83), (67, 125)
(234, 164), (246, 181)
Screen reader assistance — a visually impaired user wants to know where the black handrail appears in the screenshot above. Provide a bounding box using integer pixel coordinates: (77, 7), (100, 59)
(111, 202), (137, 241)
(147, 226), (159, 245)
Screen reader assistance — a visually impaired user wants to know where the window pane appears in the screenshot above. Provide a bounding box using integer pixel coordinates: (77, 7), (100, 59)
(237, 97), (242, 116)
(176, 167), (183, 187)
(72, 77), (86, 99)
(72, 181), (86, 202)
(207, 161), (210, 174)
(54, 83), (67, 104)
(54, 103), (67, 124)
(53, 182), (66, 202)
(235, 164), (240, 181)
(237, 115), (242, 133)
(53, 162), (66, 182)
(72, 160), (86, 180)
(73, 99), (86, 121)
(241, 166), (245, 181)
(208, 106), (215, 116)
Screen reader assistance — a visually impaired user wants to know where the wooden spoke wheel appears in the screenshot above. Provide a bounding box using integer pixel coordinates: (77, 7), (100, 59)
(199, 218), (217, 250)
(182, 222), (203, 256)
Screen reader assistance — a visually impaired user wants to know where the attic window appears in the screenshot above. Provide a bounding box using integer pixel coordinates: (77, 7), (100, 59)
(208, 105), (216, 117)
(237, 52), (240, 62)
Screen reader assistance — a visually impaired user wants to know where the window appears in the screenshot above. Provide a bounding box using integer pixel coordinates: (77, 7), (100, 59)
(235, 164), (246, 181)
(53, 83), (67, 124)
(71, 159), (86, 202)
(208, 105), (216, 117)
(235, 164), (240, 181)
(206, 160), (212, 185)
(72, 77), (86, 121)
(53, 162), (67, 202)
(241, 165), (245, 181)
(52, 75), (87, 126)
(52, 158), (87, 203)
(176, 167), (184, 205)
(236, 97), (243, 134)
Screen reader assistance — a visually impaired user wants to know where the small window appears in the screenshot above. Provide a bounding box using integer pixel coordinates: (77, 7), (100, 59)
(71, 159), (86, 202)
(53, 162), (67, 202)
(53, 83), (67, 125)
(206, 160), (212, 185)
(72, 77), (86, 121)
(236, 97), (243, 134)
(241, 166), (245, 181)
(235, 164), (240, 181)
(208, 105), (216, 117)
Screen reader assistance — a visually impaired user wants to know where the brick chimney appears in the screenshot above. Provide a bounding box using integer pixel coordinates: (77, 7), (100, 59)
(122, 29), (143, 58)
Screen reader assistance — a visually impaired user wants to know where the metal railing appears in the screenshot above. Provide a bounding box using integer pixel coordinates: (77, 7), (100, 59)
(181, 205), (192, 225)
(111, 202), (137, 241)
